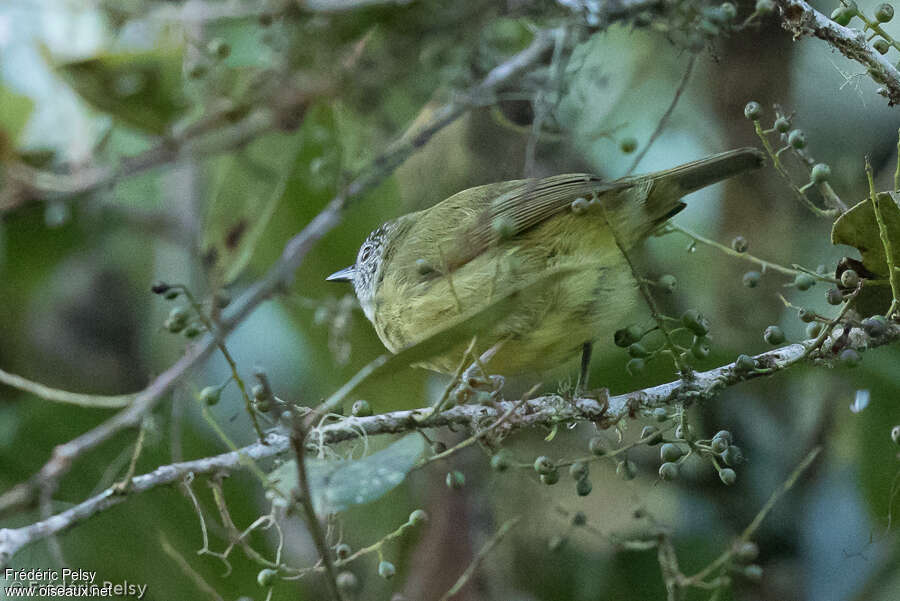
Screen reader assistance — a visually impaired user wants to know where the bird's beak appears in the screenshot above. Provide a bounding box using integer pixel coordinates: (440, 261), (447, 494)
(326, 266), (355, 282)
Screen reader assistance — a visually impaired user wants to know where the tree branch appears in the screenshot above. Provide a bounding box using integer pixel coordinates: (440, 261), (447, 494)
(775, 0), (900, 105)
(3, 322), (896, 566)
(0, 27), (559, 519)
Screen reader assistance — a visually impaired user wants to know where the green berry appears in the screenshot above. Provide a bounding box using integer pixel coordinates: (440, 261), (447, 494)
(660, 443), (683, 462)
(168, 305), (189, 324)
(799, 308), (815, 323)
(588, 437), (606, 456)
(626, 358), (646, 375)
(200, 385), (221, 406)
(491, 451), (512, 472)
(208, 38), (231, 59)
(722, 445), (745, 467)
(351, 399), (373, 417)
(628, 343), (650, 358)
(335, 543), (351, 560)
(735, 541), (759, 563)
(659, 462), (679, 481)
(891, 425), (900, 445)
(711, 436), (729, 454)
(576, 477), (593, 496)
(657, 274), (677, 293)
(774, 116), (791, 133)
(719, 2), (737, 20)
(569, 461), (589, 481)
(861, 315), (888, 337)
(614, 324), (644, 347)
(183, 324), (202, 338)
(839, 348), (862, 367)
(810, 163), (831, 184)
(743, 101), (762, 121)
(445, 470), (465, 489)
(826, 287), (844, 305)
(378, 561), (396, 580)
(620, 137), (638, 154)
(336, 571), (358, 591)
(713, 430), (733, 444)
(616, 460), (637, 480)
(257, 568), (277, 587)
(874, 39), (891, 54)
(742, 564), (763, 581)
(840, 269), (859, 288)
(719, 468), (737, 485)
(735, 354), (756, 372)
(681, 309), (711, 336)
(691, 339), (711, 360)
(743, 271), (761, 288)
(409, 509), (428, 525)
(755, 0), (775, 14)
(764, 325), (785, 345)
(164, 289), (180, 300)
(534, 456), (554, 475)
(795, 273), (816, 291)
(731, 235), (748, 253)
(876, 3), (894, 22)
(806, 322), (823, 338)
(831, 7), (853, 26)
(788, 129), (807, 149)
(641, 425), (663, 445)
(572, 511), (587, 526)
(540, 468), (560, 485)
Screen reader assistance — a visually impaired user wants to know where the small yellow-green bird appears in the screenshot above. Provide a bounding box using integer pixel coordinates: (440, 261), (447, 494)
(328, 147), (763, 384)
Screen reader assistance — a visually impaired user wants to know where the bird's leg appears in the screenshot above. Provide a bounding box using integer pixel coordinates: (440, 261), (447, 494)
(575, 341), (593, 398)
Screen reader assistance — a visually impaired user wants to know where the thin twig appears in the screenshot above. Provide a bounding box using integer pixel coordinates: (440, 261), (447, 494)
(0, 367), (133, 409)
(290, 422), (343, 601)
(626, 53), (697, 175)
(437, 516), (521, 601)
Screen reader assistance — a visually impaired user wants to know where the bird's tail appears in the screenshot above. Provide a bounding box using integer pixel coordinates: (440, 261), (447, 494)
(608, 147), (765, 245)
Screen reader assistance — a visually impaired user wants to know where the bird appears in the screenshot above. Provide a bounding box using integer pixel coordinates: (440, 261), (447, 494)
(327, 147), (764, 386)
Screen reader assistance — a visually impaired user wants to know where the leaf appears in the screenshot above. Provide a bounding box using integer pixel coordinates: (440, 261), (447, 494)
(52, 48), (187, 135)
(268, 434), (426, 516)
(831, 192), (900, 276)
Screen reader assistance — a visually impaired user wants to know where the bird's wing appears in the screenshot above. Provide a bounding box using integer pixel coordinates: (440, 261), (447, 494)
(440, 174), (641, 271)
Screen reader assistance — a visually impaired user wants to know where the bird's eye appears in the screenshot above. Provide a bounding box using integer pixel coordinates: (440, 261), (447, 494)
(360, 246), (372, 262)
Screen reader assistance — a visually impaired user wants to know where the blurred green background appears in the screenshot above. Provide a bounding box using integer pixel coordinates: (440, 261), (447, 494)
(1, 0), (899, 600)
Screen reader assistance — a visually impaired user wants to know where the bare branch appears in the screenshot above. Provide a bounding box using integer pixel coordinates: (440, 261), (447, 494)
(775, 0), (900, 105)
(3, 323), (895, 565)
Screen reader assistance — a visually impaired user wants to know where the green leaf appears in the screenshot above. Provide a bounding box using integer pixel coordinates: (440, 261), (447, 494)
(831, 192), (900, 276)
(268, 433), (426, 516)
(53, 48), (187, 135)
(0, 85), (35, 146)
